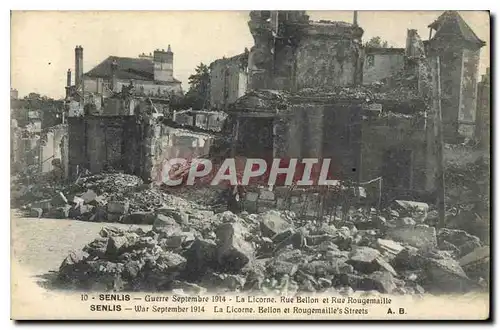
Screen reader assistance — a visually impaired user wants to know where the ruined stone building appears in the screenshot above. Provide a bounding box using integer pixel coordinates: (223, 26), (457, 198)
(84, 46), (183, 97)
(10, 92), (68, 178)
(65, 45), (183, 117)
(219, 11), (440, 204)
(475, 67), (490, 148)
(347, 11), (486, 144)
(362, 47), (405, 85)
(209, 51), (249, 110)
(67, 104), (222, 181)
(426, 11), (486, 142)
(64, 45), (225, 181)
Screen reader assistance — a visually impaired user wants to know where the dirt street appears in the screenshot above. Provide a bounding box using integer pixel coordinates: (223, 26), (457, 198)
(11, 210), (152, 289)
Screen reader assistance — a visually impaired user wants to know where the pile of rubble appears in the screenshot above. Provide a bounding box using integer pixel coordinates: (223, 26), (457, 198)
(57, 202), (489, 295)
(15, 172), (211, 224)
(444, 155), (490, 243)
(295, 85), (422, 104)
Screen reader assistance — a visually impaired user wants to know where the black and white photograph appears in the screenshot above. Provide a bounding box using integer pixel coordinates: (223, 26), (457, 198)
(9, 10), (491, 320)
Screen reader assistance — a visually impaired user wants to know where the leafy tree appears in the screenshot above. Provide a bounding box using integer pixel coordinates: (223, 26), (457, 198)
(169, 93), (188, 111)
(364, 36), (390, 48)
(184, 63), (210, 110)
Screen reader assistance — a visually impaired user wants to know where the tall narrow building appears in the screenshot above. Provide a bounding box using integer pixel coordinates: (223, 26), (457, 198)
(427, 11), (486, 142)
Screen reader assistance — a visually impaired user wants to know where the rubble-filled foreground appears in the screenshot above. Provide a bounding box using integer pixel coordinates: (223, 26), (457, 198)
(11, 172), (489, 295)
(57, 208), (489, 295)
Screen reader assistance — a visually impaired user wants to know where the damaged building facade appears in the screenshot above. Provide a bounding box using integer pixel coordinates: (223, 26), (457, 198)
(10, 92), (68, 179)
(65, 45), (223, 181)
(426, 11), (486, 142)
(208, 11), (486, 146)
(209, 51), (249, 110)
(475, 67), (490, 148)
(65, 45), (183, 117)
(222, 11), (439, 211)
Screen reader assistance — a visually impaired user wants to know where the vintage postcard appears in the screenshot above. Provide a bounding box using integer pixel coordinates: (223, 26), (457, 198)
(10, 10), (490, 320)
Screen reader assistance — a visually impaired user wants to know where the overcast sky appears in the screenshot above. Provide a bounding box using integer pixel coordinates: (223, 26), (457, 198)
(11, 10), (490, 99)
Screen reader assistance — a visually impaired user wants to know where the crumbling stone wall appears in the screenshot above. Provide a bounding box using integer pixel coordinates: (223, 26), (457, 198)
(475, 69), (490, 148)
(459, 49), (480, 122)
(145, 123), (215, 183)
(284, 104), (324, 158)
(39, 124), (68, 177)
(444, 144), (485, 167)
(11, 124), (69, 178)
(281, 103), (360, 179)
(10, 127), (26, 171)
(360, 115), (431, 200)
(85, 118), (121, 173)
(68, 118), (86, 178)
(295, 37), (358, 90)
(11, 129), (41, 172)
(294, 23), (362, 91)
(243, 186), (324, 217)
(68, 115), (216, 183)
(210, 55), (248, 110)
(68, 116), (138, 177)
(362, 51), (405, 85)
(432, 49), (463, 142)
(458, 48), (480, 138)
(101, 98), (137, 116)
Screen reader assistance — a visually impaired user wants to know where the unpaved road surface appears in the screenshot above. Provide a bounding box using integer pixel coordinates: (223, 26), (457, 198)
(11, 210), (151, 289)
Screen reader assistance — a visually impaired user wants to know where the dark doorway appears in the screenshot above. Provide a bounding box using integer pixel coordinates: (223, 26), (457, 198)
(322, 105), (362, 181)
(383, 148), (413, 189)
(104, 124), (124, 171)
(235, 117), (274, 161)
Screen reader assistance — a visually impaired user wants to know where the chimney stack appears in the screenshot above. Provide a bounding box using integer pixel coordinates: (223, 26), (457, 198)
(111, 59), (118, 93)
(66, 69), (72, 87)
(353, 11), (358, 26)
(75, 45), (84, 89)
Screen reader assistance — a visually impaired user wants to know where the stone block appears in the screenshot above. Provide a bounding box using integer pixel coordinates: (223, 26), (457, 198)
(156, 207), (189, 225)
(424, 256), (472, 293)
(276, 197), (286, 209)
(106, 213), (123, 223)
(259, 190), (275, 201)
(123, 212), (155, 225)
(259, 210), (294, 238)
(81, 189), (98, 204)
(376, 239), (404, 256)
(185, 239), (217, 275)
(88, 206), (107, 222)
(387, 225), (437, 250)
(267, 260), (298, 277)
(107, 201), (130, 215)
(106, 233), (139, 256)
(153, 214), (180, 232)
(243, 200), (257, 214)
(246, 192), (259, 202)
(216, 222), (255, 272)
